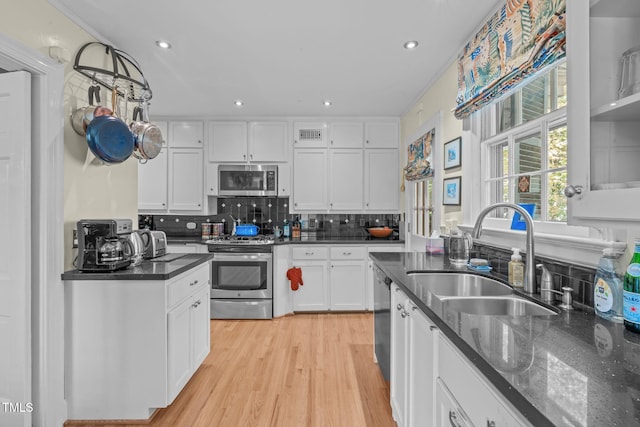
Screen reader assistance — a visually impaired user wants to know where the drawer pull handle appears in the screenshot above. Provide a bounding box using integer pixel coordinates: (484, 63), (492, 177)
(487, 421), (496, 427)
(305, 252), (314, 256)
(449, 410), (462, 427)
(429, 325), (438, 331)
(343, 252), (351, 255)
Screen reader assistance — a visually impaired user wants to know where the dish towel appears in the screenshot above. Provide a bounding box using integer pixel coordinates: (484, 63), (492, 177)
(287, 267), (304, 291)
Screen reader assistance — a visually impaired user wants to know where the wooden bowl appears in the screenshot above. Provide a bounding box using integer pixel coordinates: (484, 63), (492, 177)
(367, 227), (393, 238)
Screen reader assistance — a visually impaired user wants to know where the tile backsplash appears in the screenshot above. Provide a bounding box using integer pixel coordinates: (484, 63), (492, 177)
(141, 196), (401, 239)
(472, 243), (597, 310)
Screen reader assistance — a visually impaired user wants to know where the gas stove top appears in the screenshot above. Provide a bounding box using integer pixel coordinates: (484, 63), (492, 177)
(205, 234), (275, 245)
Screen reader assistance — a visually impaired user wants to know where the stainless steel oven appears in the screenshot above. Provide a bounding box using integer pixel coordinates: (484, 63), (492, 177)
(218, 164), (278, 197)
(209, 244), (273, 319)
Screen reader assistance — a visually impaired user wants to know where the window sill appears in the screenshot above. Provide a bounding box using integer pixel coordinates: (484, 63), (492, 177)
(457, 224), (627, 267)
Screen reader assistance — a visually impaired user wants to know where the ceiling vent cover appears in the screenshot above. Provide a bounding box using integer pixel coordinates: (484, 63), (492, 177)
(298, 128), (323, 141)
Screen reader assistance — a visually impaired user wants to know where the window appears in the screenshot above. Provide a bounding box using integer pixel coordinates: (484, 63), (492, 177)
(411, 180), (433, 237)
(481, 63), (569, 224)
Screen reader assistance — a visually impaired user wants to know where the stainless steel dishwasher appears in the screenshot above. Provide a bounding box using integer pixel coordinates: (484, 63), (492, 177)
(373, 264), (392, 382)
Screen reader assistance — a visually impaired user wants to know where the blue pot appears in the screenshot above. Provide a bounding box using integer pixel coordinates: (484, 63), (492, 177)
(235, 224), (260, 236)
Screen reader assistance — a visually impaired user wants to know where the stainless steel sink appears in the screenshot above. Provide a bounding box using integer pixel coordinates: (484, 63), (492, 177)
(408, 273), (513, 297)
(440, 296), (557, 316)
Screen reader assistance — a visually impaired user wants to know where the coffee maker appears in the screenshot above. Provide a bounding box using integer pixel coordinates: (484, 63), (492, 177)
(77, 219), (134, 272)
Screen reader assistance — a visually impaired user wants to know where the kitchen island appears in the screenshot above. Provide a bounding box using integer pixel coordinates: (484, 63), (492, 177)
(371, 251), (640, 427)
(62, 254), (212, 421)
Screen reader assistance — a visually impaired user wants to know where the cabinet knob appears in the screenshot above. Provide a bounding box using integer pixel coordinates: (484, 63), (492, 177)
(487, 421), (496, 427)
(250, 154), (253, 160)
(396, 303), (403, 311)
(429, 325), (438, 331)
(243, 154), (246, 160)
(294, 203), (298, 207)
(343, 252), (351, 255)
(198, 140), (202, 144)
(162, 203), (166, 207)
(366, 140), (369, 144)
(400, 310), (408, 318)
(564, 185), (583, 198)
(294, 140), (298, 144)
(331, 140), (334, 145)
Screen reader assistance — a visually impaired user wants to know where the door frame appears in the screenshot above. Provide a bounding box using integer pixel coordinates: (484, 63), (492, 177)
(0, 34), (66, 426)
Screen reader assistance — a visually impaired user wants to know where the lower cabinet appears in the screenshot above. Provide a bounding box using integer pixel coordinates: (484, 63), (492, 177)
(64, 263), (211, 420)
(435, 378), (474, 427)
(167, 243), (209, 254)
(438, 336), (525, 427)
(292, 260), (329, 311)
(390, 284), (438, 427)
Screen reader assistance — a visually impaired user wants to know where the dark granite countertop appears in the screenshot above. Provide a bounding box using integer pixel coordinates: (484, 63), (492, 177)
(166, 235), (404, 245)
(370, 251), (640, 427)
(61, 254), (213, 281)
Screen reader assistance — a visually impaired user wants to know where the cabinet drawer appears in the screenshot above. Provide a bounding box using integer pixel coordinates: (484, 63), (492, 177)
(168, 264), (209, 308)
(330, 246), (365, 260)
(292, 246), (328, 260)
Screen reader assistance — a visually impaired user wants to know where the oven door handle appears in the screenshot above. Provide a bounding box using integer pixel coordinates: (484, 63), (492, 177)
(213, 253), (272, 262)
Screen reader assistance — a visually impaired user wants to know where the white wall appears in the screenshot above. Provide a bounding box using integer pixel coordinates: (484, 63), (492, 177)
(0, 0), (138, 271)
(400, 61), (464, 232)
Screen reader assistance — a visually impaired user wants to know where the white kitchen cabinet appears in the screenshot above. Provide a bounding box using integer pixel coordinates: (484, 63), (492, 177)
(329, 122), (363, 148)
(293, 121), (328, 148)
(365, 148), (399, 211)
(292, 261), (329, 311)
(138, 148), (168, 210)
(438, 335), (525, 427)
(206, 162), (218, 196)
(64, 263), (210, 420)
(249, 121), (289, 162)
(390, 284), (438, 427)
(435, 379), (474, 427)
(566, 0), (640, 226)
(364, 121), (399, 148)
(208, 121), (247, 162)
(329, 148), (363, 210)
(278, 163), (291, 196)
(168, 148), (204, 211)
(169, 121), (204, 148)
(292, 149), (328, 211)
(168, 284), (210, 402)
(329, 246), (366, 310)
(390, 284), (409, 427)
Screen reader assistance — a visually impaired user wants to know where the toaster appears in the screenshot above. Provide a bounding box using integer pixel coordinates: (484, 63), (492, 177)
(145, 230), (167, 259)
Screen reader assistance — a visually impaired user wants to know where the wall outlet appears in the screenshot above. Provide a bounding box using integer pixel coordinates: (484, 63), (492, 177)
(72, 229), (78, 248)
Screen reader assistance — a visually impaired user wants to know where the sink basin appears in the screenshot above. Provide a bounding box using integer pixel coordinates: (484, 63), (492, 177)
(440, 296), (557, 317)
(408, 273), (513, 297)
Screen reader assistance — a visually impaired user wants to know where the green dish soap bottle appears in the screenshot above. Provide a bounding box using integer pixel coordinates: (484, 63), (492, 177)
(594, 248), (624, 323)
(624, 238), (640, 334)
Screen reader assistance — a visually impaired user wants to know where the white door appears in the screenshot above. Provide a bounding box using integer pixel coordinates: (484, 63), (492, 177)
(0, 70), (32, 427)
(365, 149), (399, 211)
(292, 149), (328, 211)
(249, 121), (288, 162)
(168, 149), (204, 211)
(329, 149), (363, 210)
(138, 148), (168, 210)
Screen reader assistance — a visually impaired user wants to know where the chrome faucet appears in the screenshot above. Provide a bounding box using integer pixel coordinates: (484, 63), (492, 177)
(471, 203), (536, 294)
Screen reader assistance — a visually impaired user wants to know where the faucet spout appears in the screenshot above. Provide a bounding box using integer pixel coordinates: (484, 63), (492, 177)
(471, 203), (536, 294)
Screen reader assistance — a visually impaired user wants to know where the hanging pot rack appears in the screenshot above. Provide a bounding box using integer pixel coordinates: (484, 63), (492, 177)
(73, 42), (152, 102)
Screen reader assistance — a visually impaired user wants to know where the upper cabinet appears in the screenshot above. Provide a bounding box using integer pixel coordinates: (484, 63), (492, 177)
(169, 121), (204, 148)
(329, 122), (363, 148)
(365, 122), (399, 148)
(566, 0), (640, 226)
(208, 121), (288, 162)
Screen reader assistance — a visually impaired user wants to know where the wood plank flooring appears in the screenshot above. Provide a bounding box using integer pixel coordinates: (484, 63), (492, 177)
(66, 313), (395, 427)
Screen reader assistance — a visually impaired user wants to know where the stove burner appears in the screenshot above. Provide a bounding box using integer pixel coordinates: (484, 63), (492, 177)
(206, 234), (275, 245)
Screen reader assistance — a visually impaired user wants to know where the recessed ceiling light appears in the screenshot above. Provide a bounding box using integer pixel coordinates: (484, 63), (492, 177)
(403, 40), (419, 50)
(155, 40), (171, 49)
(323, 100), (332, 107)
(234, 100), (244, 107)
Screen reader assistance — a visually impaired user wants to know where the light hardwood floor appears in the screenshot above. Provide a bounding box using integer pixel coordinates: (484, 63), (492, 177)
(66, 313), (395, 427)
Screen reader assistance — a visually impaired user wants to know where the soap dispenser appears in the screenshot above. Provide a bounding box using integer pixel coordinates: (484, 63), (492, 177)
(509, 248), (524, 288)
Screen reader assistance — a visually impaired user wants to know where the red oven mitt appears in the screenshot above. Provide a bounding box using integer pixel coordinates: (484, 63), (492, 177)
(286, 267), (304, 291)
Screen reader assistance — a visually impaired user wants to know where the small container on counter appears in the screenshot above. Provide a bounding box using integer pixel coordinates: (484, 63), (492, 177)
(201, 223), (212, 240)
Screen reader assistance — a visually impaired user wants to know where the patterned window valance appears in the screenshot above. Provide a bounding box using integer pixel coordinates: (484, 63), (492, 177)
(454, 0), (566, 119)
(404, 129), (434, 182)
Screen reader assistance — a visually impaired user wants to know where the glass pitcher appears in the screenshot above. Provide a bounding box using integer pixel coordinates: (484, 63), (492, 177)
(449, 229), (472, 266)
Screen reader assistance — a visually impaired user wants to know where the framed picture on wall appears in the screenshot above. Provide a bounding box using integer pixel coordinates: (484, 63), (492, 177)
(443, 137), (461, 170)
(443, 176), (461, 205)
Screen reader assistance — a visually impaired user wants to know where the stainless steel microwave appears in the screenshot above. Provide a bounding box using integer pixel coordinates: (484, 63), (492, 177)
(218, 164), (278, 197)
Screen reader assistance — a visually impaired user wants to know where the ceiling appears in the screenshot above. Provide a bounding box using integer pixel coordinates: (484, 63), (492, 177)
(49, 0), (500, 118)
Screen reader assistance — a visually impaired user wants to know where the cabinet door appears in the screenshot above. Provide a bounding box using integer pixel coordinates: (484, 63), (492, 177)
(365, 122), (399, 148)
(390, 285), (408, 426)
(191, 286), (210, 368)
(249, 121), (288, 162)
(278, 163), (290, 196)
(329, 122), (363, 148)
(435, 379), (474, 427)
(407, 301), (437, 427)
(329, 149), (363, 210)
(169, 121), (204, 148)
(167, 298), (191, 403)
(292, 149), (328, 211)
(292, 261), (328, 311)
(138, 148), (168, 210)
(168, 149), (203, 211)
(293, 122), (328, 148)
(566, 0), (640, 225)
(365, 149), (399, 211)
(208, 121), (247, 162)
(329, 261), (366, 311)
(206, 163), (218, 196)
